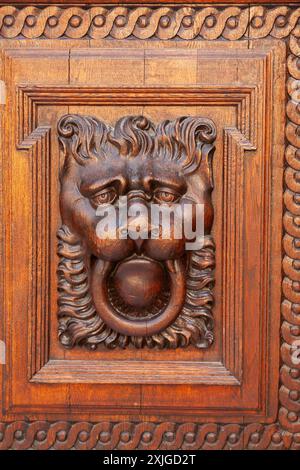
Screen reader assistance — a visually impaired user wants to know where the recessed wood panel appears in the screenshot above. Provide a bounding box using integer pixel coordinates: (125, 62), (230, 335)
(0, 38), (284, 425)
(0, 1), (299, 451)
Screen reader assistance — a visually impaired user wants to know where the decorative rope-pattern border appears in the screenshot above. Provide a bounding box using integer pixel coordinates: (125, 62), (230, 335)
(1, 6), (248, 39)
(279, 32), (300, 435)
(0, 6), (300, 40)
(0, 421), (299, 450)
(0, 3), (299, 450)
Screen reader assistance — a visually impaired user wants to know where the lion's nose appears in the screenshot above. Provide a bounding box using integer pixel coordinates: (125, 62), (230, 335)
(126, 197), (150, 254)
(133, 238), (144, 255)
(127, 214), (149, 248)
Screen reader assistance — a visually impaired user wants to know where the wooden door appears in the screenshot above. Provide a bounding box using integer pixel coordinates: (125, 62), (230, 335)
(0, 2), (299, 450)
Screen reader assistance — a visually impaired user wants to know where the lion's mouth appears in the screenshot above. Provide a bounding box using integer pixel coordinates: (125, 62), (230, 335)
(107, 256), (171, 320)
(91, 255), (187, 337)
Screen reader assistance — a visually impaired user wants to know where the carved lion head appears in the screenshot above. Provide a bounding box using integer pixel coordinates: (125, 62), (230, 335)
(57, 114), (216, 349)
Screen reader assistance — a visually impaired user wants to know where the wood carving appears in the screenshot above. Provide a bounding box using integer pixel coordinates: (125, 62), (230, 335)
(0, 420), (298, 450)
(2, 5), (300, 40)
(0, 2), (299, 451)
(0, 6), (250, 40)
(280, 33), (300, 434)
(57, 114), (216, 349)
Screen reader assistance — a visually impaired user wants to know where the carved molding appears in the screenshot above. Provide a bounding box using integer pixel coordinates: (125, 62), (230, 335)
(1, 6), (300, 40)
(7, 80), (257, 386)
(17, 126), (51, 378)
(16, 85), (258, 147)
(0, 421), (299, 450)
(13, 82), (257, 381)
(0, 6), (249, 40)
(0, 6), (300, 41)
(0, 3), (299, 450)
(279, 33), (300, 434)
(222, 128), (255, 379)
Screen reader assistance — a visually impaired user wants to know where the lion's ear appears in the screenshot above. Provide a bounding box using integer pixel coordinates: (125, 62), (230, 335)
(57, 114), (109, 166)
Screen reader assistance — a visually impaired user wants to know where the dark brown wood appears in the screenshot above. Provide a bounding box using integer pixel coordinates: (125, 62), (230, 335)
(57, 114), (216, 349)
(0, 2), (298, 450)
(0, 37), (283, 415)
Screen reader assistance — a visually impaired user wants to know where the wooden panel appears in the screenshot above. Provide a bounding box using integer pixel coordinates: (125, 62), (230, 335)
(70, 49), (145, 86)
(0, 39), (284, 425)
(0, 2), (298, 451)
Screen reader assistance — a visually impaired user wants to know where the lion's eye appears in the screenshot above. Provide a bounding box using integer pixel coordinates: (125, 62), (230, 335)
(154, 190), (180, 204)
(90, 188), (117, 207)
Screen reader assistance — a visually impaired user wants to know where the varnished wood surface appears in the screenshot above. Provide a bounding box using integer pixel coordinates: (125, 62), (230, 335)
(56, 114), (216, 349)
(1, 1), (300, 4)
(1, 5), (300, 40)
(0, 37), (283, 422)
(0, 1), (298, 451)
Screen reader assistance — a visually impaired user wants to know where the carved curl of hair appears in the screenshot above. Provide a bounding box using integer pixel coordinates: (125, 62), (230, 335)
(57, 114), (216, 175)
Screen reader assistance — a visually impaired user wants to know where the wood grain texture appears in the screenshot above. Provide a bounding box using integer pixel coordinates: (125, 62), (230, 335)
(13, 78), (264, 388)
(0, 2), (297, 450)
(31, 360), (238, 385)
(1, 5), (300, 40)
(0, 41), (283, 416)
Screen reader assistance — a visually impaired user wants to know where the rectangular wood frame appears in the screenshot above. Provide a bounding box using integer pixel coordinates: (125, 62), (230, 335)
(0, 3), (299, 450)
